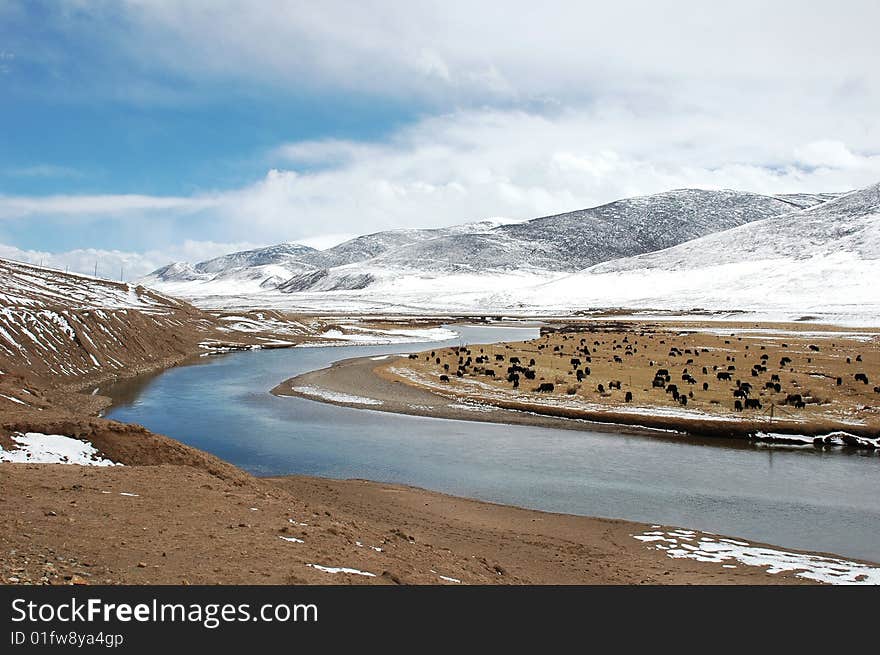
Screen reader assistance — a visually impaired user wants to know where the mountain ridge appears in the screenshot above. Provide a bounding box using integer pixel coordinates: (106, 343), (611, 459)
(142, 187), (838, 294)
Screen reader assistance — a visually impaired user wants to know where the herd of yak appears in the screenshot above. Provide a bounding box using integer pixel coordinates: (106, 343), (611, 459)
(409, 327), (878, 414)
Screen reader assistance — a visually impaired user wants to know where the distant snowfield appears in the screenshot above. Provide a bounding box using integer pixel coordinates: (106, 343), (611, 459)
(146, 253), (880, 326)
(0, 432), (119, 466)
(313, 326), (458, 345)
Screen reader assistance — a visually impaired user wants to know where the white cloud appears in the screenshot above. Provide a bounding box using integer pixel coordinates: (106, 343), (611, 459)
(0, 193), (216, 220)
(0, 239), (259, 280)
(3, 107), (880, 254)
(113, 1), (880, 107)
(793, 140), (875, 170)
(4, 164), (83, 179)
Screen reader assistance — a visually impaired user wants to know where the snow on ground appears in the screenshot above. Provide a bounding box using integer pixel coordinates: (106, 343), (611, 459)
(754, 431), (880, 449)
(504, 253), (880, 325)
(354, 541), (383, 552)
(288, 386), (384, 406)
(634, 529), (880, 585)
(0, 432), (119, 466)
(306, 564), (376, 577)
(147, 259), (880, 327)
(0, 257), (185, 314)
(215, 312), (310, 337)
(672, 326), (878, 341)
(430, 570), (462, 583)
(304, 326), (458, 346)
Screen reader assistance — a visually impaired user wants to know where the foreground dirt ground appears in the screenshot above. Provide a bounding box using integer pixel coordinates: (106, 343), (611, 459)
(0, 446), (819, 585)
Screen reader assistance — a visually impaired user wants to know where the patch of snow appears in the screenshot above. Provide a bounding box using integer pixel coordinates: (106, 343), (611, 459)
(0, 432), (119, 466)
(306, 563), (376, 577)
(289, 385), (383, 406)
(634, 529), (880, 584)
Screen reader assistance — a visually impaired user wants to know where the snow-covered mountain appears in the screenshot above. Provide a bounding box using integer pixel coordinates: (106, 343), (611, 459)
(143, 188), (825, 296)
(141, 219), (518, 294)
(136, 183), (880, 322)
(591, 183), (879, 272)
(504, 182), (880, 321)
(147, 242), (324, 292)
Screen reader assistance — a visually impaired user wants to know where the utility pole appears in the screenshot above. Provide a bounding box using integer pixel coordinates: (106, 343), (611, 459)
(94, 261), (98, 277)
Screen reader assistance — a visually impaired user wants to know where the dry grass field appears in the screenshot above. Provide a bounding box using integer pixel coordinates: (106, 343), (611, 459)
(386, 322), (880, 439)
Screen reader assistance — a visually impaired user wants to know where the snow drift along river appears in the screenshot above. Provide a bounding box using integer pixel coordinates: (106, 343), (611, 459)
(100, 325), (880, 563)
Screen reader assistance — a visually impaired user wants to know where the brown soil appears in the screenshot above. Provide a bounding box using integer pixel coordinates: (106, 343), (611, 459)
(0, 454), (823, 585)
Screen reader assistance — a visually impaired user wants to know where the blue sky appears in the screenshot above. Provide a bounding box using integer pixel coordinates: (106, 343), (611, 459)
(1, 1), (879, 278)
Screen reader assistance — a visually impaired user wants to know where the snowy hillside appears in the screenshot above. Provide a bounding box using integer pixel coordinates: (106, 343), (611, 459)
(1, 258), (191, 313)
(144, 188), (819, 296)
(492, 188), (818, 270)
(146, 243), (324, 293)
(134, 181), (880, 323)
(504, 182), (880, 321)
(0, 258), (212, 385)
(141, 220), (517, 294)
(591, 183), (878, 271)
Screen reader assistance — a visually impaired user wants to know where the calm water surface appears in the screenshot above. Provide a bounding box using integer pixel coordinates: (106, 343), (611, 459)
(102, 325), (880, 562)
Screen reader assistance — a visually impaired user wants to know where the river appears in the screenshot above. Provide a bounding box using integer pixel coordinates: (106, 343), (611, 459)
(102, 325), (880, 562)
